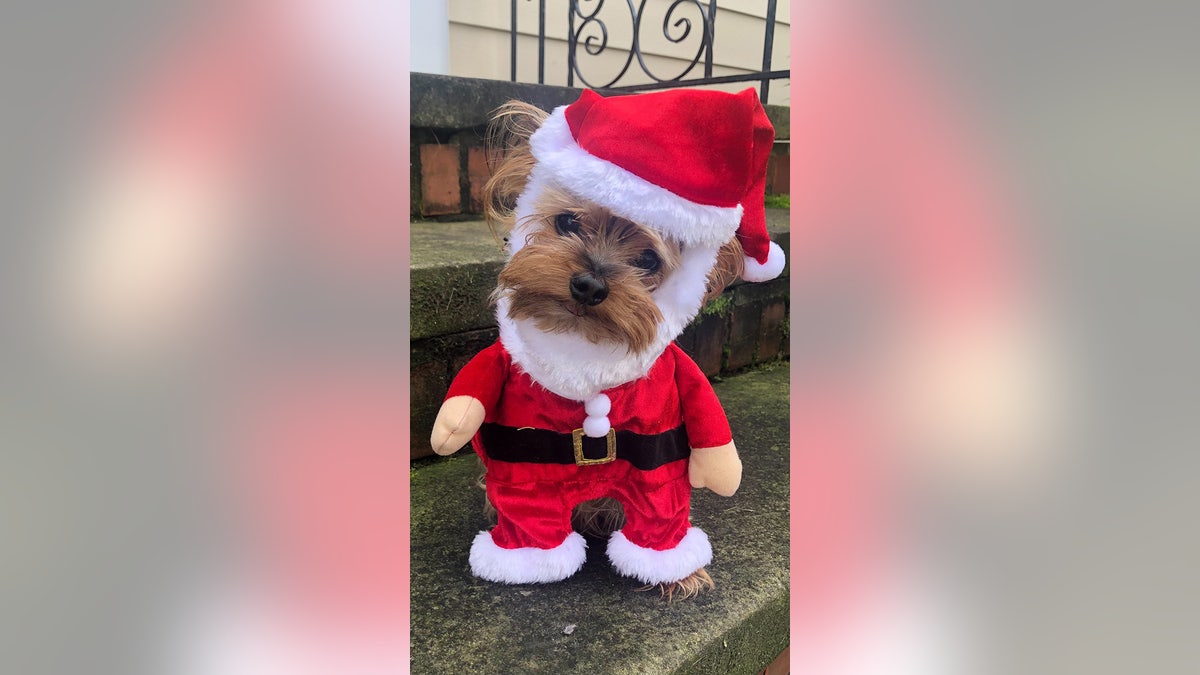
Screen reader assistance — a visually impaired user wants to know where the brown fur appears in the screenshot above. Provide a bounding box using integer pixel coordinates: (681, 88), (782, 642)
(495, 186), (679, 355)
(707, 237), (745, 304)
(482, 101), (547, 241)
(474, 100), (741, 598)
(638, 568), (716, 602)
(570, 497), (626, 536)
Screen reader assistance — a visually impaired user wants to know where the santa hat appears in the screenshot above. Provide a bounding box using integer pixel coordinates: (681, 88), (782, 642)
(526, 88), (785, 282)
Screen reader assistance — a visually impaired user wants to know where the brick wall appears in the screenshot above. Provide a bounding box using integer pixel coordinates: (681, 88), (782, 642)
(413, 129), (496, 218)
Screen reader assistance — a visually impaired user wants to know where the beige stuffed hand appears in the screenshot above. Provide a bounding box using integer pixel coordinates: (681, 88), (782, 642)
(430, 395), (486, 456)
(688, 441), (742, 496)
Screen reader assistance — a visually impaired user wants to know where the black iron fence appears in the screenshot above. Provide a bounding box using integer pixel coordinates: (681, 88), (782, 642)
(510, 0), (789, 102)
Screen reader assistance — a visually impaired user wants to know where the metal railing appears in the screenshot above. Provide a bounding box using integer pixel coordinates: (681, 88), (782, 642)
(510, 0), (789, 102)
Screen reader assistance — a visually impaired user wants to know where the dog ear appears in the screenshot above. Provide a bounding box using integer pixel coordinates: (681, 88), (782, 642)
(482, 101), (549, 244)
(704, 239), (746, 303)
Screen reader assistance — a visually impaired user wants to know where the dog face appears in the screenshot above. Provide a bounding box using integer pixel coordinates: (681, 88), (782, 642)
(496, 185), (681, 355)
(483, 100), (743, 359)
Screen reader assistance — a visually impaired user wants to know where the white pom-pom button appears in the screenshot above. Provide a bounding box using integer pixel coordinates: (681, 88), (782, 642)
(583, 415), (611, 438)
(585, 394), (611, 417)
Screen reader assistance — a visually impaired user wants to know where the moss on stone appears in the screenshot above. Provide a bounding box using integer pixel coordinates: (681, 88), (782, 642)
(764, 194), (790, 209)
(699, 293), (734, 319)
(409, 261), (502, 339)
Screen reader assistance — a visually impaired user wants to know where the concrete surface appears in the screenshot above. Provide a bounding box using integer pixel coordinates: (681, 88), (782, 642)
(409, 365), (790, 675)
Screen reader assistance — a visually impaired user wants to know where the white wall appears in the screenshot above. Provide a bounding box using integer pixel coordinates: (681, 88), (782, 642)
(411, 1), (450, 74)
(444, 1), (790, 105)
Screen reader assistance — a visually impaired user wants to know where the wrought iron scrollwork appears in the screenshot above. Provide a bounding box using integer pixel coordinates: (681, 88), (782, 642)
(514, 0), (786, 100)
(568, 0), (715, 90)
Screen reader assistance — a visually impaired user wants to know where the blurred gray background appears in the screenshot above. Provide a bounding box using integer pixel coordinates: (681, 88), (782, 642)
(905, 2), (1200, 673)
(1, 1), (1198, 673)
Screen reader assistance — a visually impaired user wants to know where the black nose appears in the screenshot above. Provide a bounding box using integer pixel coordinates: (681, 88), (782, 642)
(569, 273), (609, 306)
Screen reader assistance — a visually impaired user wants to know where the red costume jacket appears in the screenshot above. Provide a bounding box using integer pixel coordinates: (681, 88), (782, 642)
(446, 340), (731, 449)
(445, 340), (732, 551)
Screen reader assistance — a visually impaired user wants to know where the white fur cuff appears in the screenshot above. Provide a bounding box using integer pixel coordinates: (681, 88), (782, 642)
(606, 527), (713, 584)
(469, 531), (587, 584)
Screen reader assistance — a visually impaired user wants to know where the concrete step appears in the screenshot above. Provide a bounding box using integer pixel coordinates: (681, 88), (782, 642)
(409, 365), (790, 675)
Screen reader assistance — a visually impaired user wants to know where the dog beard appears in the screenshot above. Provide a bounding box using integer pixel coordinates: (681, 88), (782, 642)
(494, 242), (723, 401)
(492, 195), (699, 400)
(497, 228), (665, 356)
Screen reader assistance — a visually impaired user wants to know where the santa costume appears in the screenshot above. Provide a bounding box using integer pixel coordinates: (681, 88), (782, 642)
(443, 87), (783, 585)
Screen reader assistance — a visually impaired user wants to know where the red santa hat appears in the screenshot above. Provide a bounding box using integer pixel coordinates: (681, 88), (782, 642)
(527, 88), (786, 282)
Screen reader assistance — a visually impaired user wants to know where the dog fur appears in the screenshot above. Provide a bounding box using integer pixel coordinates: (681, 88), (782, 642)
(472, 100), (742, 598)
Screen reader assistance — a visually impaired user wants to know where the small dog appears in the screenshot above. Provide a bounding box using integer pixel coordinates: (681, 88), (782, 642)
(432, 88), (781, 598)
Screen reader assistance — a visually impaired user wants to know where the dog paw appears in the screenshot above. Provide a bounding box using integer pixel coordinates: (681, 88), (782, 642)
(636, 568), (715, 601)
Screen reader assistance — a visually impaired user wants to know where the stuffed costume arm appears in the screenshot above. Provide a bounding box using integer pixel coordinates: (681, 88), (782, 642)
(673, 346), (742, 497)
(689, 442), (741, 497)
(430, 343), (509, 456)
(431, 397), (484, 456)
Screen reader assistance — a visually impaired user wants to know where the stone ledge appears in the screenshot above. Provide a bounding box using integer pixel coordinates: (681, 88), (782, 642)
(409, 209), (791, 340)
(409, 366), (790, 675)
(411, 72), (790, 139)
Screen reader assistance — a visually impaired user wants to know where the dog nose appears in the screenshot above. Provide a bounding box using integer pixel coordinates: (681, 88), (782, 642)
(569, 273), (609, 306)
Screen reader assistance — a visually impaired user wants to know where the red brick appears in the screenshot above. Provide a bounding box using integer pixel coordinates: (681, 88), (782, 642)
(727, 302), (762, 371)
(467, 146), (492, 213)
(766, 150), (790, 196)
(420, 144), (462, 216)
(757, 300), (786, 361)
(675, 322), (698, 356)
(684, 313), (728, 377)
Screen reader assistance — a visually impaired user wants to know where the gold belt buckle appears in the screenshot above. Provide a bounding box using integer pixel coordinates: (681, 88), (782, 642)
(572, 428), (616, 466)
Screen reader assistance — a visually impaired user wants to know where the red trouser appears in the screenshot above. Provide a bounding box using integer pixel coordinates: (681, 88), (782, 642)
(482, 457), (692, 551)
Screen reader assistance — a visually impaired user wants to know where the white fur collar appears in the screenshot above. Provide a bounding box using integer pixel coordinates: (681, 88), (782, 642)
(495, 244), (718, 401)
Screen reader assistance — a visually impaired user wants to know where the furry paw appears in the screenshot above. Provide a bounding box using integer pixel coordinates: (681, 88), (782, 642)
(637, 568), (715, 602)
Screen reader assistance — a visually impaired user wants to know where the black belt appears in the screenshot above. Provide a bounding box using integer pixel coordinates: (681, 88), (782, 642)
(478, 423), (690, 471)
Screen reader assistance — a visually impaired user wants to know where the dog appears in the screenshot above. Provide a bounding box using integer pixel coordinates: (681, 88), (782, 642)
(431, 88), (781, 598)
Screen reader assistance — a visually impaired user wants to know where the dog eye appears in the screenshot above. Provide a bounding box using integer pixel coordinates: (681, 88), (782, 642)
(554, 213), (582, 236)
(633, 250), (661, 273)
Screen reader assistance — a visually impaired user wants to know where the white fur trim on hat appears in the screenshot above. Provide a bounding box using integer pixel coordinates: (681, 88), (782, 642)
(469, 531), (587, 584)
(741, 240), (786, 282)
(529, 107), (743, 249)
(606, 527), (712, 585)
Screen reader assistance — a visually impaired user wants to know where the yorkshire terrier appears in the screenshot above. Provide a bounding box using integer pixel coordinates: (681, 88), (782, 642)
(432, 88), (779, 598)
